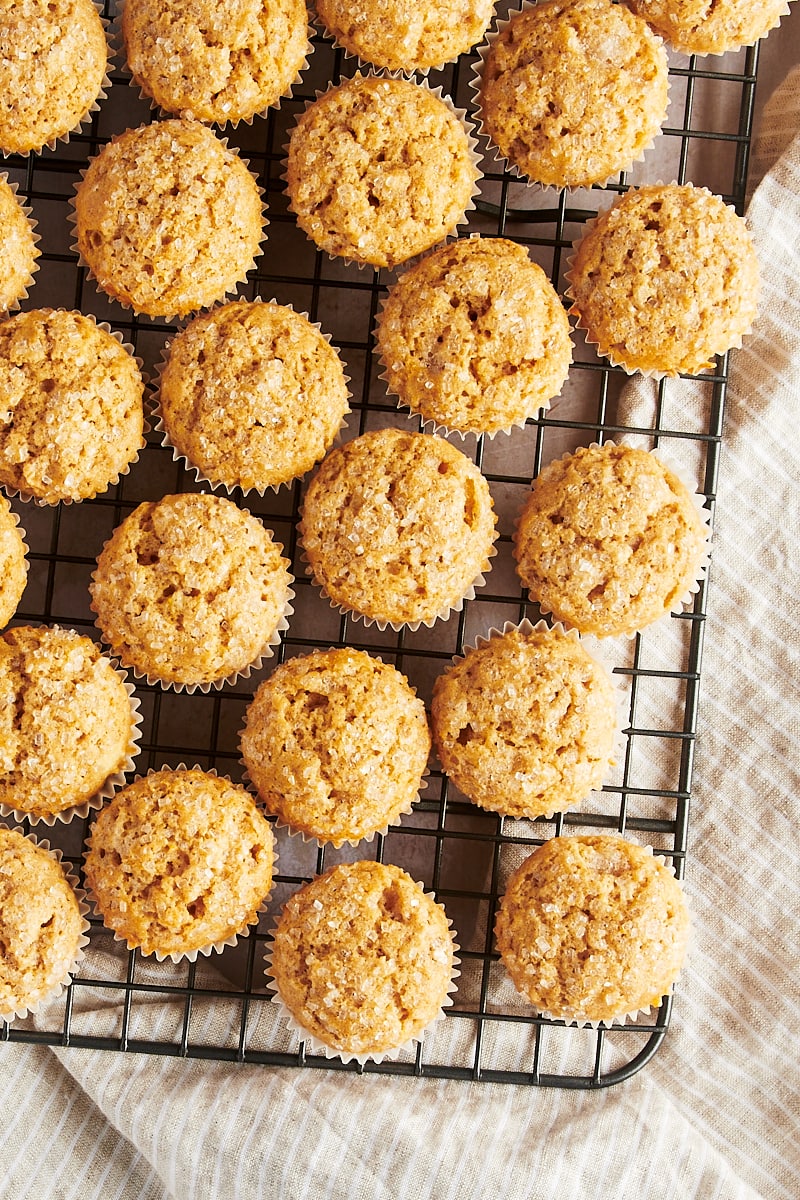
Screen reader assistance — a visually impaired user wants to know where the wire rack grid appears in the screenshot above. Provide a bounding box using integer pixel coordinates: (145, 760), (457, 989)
(0, 0), (763, 1087)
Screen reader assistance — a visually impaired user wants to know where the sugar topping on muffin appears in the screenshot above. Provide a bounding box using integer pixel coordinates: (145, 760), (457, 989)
(314, 0), (495, 73)
(0, 495), (27, 629)
(625, 0), (789, 56)
(0, 176), (39, 313)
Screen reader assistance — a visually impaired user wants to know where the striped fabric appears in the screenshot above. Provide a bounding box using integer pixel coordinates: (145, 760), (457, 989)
(1, 52), (799, 1200)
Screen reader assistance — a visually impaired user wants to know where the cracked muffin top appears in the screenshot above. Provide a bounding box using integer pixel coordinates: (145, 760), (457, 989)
(314, 0), (495, 73)
(625, 0), (789, 55)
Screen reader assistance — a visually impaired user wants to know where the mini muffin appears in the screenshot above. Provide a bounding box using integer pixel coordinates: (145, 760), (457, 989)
(477, 0), (668, 189)
(90, 492), (293, 689)
(157, 300), (350, 493)
(513, 442), (708, 638)
(0, 828), (87, 1020)
(0, 309), (145, 505)
(567, 183), (760, 376)
(495, 834), (690, 1023)
(269, 860), (457, 1060)
(0, 625), (139, 823)
(73, 119), (266, 319)
(122, 0), (310, 124)
(299, 427), (497, 629)
(286, 73), (479, 269)
(376, 236), (572, 436)
(84, 767), (276, 960)
(241, 647), (431, 846)
(431, 622), (617, 820)
(625, 0), (789, 55)
(0, 177), (39, 313)
(314, 0), (495, 73)
(0, 495), (27, 629)
(0, 0), (108, 155)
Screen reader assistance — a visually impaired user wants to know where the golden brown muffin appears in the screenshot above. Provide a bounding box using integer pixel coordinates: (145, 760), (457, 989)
(270, 860), (456, 1058)
(90, 492), (293, 689)
(376, 236), (572, 436)
(241, 647), (431, 846)
(0, 177), (39, 313)
(513, 443), (708, 638)
(315, 0), (495, 72)
(0, 309), (145, 504)
(477, 0), (668, 188)
(157, 300), (350, 493)
(625, 0), (789, 55)
(0, 0), (108, 155)
(0, 625), (139, 822)
(567, 183), (760, 376)
(0, 495), (27, 629)
(0, 828), (87, 1019)
(73, 119), (266, 319)
(84, 767), (276, 959)
(122, 0), (309, 124)
(299, 427), (497, 629)
(495, 834), (690, 1022)
(431, 623), (617, 819)
(286, 73), (479, 269)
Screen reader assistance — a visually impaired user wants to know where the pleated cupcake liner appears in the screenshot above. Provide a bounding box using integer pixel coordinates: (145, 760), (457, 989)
(282, 70), (482, 271)
(68, 124), (269, 323)
(564, 182), (761, 379)
(0, 174), (41, 313)
(0, 314), (148, 507)
(151, 298), (352, 497)
(112, 0), (314, 126)
(0, 834), (91, 1024)
(82, 763), (279, 966)
(0, 644), (143, 827)
(1, 500), (29, 620)
(469, 0), (671, 194)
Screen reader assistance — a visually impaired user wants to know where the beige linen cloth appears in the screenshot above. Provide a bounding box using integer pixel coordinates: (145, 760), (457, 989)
(2, 65), (800, 1200)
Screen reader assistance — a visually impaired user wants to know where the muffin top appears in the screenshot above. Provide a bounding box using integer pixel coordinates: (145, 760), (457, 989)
(431, 623), (617, 819)
(478, 0), (668, 188)
(270, 859), (456, 1057)
(625, 0), (788, 55)
(300, 427), (497, 628)
(0, 625), (137, 820)
(84, 767), (276, 958)
(495, 834), (690, 1022)
(0, 495), (27, 629)
(314, 0), (495, 72)
(567, 183), (760, 376)
(286, 73), (479, 269)
(376, 236), (572, 436)
(513, 443), (708, 638)
(241, 647), (431, 846)
(0, 827), (86, 1019)
(73, 119), (265, 318)
(157, 300), (350, 493)
(90, 492), (293, 688)
(0, 0), (108, 155)
(0, 177), (39, 313)
(122, 0), (309, 124)
(0, 309), (145, 504)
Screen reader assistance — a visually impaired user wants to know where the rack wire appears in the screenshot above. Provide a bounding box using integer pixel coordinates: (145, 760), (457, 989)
(0, 1), (762, 1086)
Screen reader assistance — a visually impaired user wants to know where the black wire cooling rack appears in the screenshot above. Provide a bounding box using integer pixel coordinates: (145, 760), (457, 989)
(1, 1), (763, 1087)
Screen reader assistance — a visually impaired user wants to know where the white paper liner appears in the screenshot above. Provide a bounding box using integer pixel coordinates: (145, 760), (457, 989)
(434, 617), (626, 822)
(0, 314), (148, 507)
(469, 1), (670, 193)
(563, 182), (760, 379)
(68, 125), (268, 322)
(0, 833), (91, 1024)
(499, 842), (691, 1029)
(0, 2), (112, 159)
(283, 70), (482, 272)
(112, 0), (314, 127)
(512, 440), (712, 639)
(0, 501), (29, 623)
(152, 298), (351, 496)
(0, 642), (142, 827)
(0, 174), (41, 313)
(83, 764), (279, 966)
(264, 878), (460, 1065)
